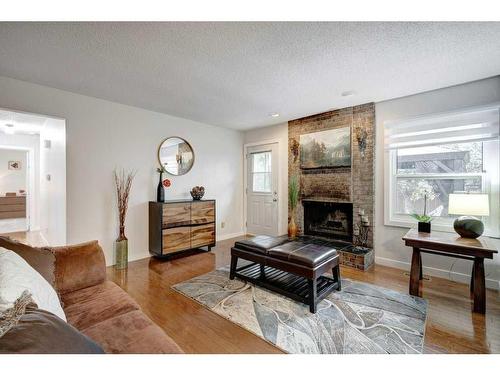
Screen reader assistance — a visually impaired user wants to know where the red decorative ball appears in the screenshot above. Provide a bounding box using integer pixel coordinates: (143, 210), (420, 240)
(162, 179), (171, 188)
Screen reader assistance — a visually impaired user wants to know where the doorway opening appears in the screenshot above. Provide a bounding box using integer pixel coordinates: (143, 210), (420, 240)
(0, 108), (66, 246)
(0, 147), (30, 233)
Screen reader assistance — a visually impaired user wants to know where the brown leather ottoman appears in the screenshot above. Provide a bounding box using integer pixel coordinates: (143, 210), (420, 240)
(230, 235), (341, 313)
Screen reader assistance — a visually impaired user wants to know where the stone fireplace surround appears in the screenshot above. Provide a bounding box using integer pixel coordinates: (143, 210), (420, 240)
(288, 103), (375, 251)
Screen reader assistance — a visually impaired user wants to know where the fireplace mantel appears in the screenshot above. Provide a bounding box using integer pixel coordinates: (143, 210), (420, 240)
(301, 197), (352, 204)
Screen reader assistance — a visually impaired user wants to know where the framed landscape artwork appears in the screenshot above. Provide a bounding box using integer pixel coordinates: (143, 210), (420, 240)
(299, 127), (351, 169)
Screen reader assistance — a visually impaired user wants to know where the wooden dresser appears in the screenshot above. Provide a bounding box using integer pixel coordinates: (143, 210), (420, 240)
(0, 196), (26, 219)
(149, 199), (216, 257)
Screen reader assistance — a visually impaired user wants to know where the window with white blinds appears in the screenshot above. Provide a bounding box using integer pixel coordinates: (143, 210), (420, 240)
(384, 105), (500, 236)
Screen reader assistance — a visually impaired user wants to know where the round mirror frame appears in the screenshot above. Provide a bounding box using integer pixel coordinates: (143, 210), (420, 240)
(157, 136), (195, 176)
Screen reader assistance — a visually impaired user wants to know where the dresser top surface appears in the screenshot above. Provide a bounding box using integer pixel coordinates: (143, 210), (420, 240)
(150, 199), (215, 204)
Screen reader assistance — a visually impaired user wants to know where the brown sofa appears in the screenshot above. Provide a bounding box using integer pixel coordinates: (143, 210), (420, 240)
(0, 236), (183, 354)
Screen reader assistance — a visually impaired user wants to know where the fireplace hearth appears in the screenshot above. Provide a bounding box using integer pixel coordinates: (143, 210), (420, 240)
(303, 200), (353, 242)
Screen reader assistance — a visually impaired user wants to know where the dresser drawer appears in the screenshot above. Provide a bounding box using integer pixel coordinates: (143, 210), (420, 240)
(191, 223), (215, 248)
(162, 227), (191, 254)
(163, 202), (191, 227)
(0, 197), (26, 205)
(191, 201), (215, 224)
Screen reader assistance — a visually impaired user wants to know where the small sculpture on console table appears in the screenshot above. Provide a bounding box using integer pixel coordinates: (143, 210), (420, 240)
(190, 186), (205, 200)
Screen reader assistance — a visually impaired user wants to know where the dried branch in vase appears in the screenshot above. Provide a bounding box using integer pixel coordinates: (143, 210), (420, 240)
(114, 168), (136, 241)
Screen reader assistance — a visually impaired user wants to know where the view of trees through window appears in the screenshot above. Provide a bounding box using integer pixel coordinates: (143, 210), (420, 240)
(395, 142), (483, 217)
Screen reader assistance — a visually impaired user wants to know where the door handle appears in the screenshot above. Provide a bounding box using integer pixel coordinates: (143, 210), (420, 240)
(273, 198), (278, 202)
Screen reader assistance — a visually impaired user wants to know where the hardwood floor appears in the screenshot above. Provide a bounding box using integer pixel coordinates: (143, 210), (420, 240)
(107, 236), (499, 354)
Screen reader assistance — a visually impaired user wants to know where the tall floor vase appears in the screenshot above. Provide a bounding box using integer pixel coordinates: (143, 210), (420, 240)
(288, 215), (298, 238)
(115, 226), (128, 269)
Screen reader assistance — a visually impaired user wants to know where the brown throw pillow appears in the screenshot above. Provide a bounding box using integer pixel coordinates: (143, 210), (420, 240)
(0, 305), (104, 354)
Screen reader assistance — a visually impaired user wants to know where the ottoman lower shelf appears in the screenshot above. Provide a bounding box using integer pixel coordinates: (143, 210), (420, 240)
(231, 261), (340, 313)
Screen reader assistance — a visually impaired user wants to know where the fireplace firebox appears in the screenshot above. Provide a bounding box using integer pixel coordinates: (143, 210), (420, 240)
(303, 200), (353, 242)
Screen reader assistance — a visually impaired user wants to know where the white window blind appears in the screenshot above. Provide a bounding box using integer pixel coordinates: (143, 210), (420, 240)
(384, 106), (499, 150)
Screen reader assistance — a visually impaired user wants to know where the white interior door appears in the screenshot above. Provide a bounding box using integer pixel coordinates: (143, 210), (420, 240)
(246, 143), (279, 236)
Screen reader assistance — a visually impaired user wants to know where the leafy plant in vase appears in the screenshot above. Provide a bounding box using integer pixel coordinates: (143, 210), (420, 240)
(114, 168), (136, 269)
(288, 176), (300, 238)
(411, 193), (433, 233)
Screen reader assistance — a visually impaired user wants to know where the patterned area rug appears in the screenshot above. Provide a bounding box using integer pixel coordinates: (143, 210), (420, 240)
(172, 267), (428, 354)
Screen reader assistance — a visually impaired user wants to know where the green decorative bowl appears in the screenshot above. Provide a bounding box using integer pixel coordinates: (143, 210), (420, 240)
(453, 216), (484, 239)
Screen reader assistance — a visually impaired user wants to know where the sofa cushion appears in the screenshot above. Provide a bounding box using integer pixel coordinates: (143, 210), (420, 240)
(268, 241), (338, 267)
(51, 241), (106, 295)
(0, 306), (104, 354)
(62, 281), (139, 331)
(234, 235), (289, 254)
(82, 310), (183, 354)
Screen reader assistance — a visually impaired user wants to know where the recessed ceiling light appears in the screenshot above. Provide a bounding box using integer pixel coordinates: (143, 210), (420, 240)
(341, 91), (356, 97)
(4, 123), (15, 135)
(269, 113), (280, 118)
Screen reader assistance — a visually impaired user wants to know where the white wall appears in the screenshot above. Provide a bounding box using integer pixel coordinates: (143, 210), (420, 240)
(244, 123), (289, 235)
(0, 133), (41, 232)
(39, 118), (67, 245)
(0, 76), (244, 265)
(0, 149), (27, 194)
(375, 76), (500, 289)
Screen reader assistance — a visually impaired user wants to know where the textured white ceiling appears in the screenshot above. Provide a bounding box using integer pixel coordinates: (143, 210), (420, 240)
(0, 22), (499, 130)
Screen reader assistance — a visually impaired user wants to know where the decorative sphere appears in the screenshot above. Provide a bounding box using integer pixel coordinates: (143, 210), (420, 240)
(453, 216), (484, 239)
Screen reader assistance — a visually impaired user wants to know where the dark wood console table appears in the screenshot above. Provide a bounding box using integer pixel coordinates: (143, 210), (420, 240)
(402, 229), (497, 314)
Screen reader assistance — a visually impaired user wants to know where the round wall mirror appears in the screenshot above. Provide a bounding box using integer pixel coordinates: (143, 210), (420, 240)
(158, 137), (194, 176)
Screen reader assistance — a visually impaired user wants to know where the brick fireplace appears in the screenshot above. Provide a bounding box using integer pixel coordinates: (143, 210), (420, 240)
(288, 103), (375, 268)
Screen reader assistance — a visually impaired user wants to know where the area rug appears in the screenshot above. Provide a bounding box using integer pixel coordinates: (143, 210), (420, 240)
(172, 267), (428, 354)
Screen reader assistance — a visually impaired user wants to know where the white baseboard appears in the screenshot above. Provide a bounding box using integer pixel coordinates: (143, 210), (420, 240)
(375, 256), (499, 291)
(217, 231), (245, 241)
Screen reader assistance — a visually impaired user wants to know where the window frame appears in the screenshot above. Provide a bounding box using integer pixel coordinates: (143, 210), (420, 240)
(384, 140), (500, 237)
